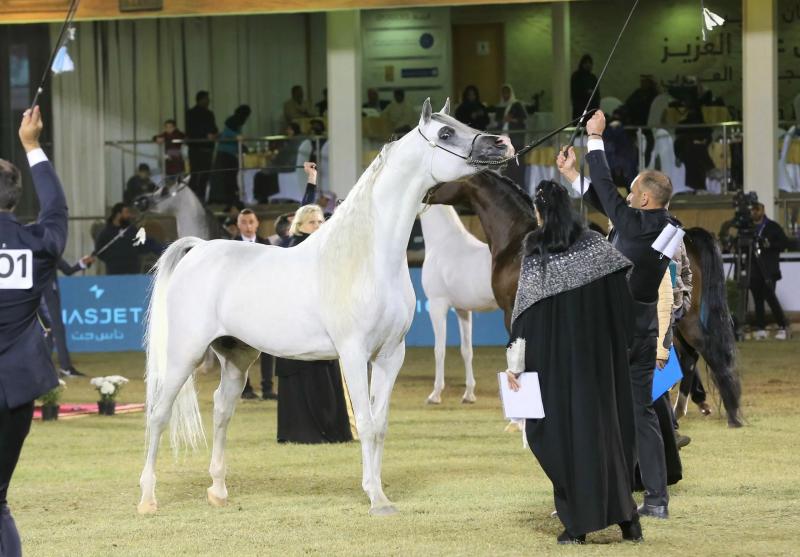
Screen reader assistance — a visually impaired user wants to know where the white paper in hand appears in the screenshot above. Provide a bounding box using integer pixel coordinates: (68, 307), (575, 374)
(497, 372), (544, 420)
(133, 227), (146, 247)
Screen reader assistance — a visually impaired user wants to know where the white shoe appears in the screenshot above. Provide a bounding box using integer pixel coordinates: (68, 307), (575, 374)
(753, 330), (768, 340)
(775, 329), (788, 340)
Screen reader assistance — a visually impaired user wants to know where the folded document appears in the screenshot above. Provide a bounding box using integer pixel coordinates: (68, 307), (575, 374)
(497, 371), (545, 420)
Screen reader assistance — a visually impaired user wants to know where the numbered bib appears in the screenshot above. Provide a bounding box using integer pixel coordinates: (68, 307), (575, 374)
(0, 249), (34, 289)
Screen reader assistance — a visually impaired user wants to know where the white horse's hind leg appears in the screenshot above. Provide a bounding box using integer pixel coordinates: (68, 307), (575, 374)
(455, 309), (476, 403)
(368, 342), (406, 516)
(427, 298), (449, 404)
(138, 359), (197, 514)
(338, 347), (384, 514)
(207, 339), (258, 507)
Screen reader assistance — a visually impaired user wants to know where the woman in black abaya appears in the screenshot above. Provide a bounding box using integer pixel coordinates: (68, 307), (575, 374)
(275, 204), (353, 445)
(506, 180), (641, 544)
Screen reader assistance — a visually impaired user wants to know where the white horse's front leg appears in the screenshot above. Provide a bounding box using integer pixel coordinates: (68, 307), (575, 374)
(368, 342), (406, 515)
(207, 345), (256, 507)
(339, 347), (383, 514)
(455, 309), (476, 403)
(427, 298), (449, 404)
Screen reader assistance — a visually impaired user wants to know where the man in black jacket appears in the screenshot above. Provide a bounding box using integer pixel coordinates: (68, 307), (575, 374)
(0, 106), (66, 557)
(94, 203), (162, 274)
(233, 209), (277, 401)
(185, 90), (218, 203)
(558, 109), (675, 519)
(750, 202), (793, 340)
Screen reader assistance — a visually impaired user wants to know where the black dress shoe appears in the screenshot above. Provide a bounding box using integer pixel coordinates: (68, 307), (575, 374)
(638, 503), (669, 519)
(619, 514), (643, 542)
(261, 392), (278, 401)
(675, 433), (692, 449)
(60, 367), (86, 377)
(241, 390), (258, 400)
(557, 530), (585, 545)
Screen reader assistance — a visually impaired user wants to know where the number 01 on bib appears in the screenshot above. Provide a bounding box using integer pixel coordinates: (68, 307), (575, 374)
(0, 249), (34, 289)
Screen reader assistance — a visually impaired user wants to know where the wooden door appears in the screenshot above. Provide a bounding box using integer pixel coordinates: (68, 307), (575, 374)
(452, 23), (505, 106)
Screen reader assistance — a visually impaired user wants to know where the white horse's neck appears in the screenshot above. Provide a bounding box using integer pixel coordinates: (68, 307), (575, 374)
(420, 205), (470, 245)
(169, 188), (211, 239)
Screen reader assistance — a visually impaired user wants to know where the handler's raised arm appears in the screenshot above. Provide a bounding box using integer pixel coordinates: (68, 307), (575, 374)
(19, 106), (68, 258)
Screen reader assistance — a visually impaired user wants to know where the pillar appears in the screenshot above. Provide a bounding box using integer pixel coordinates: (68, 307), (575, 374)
(742, 0), (777, 217)
(326, 11), (363, 199)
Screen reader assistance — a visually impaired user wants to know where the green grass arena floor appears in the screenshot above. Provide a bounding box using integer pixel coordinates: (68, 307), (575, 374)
(12, 341), (800, 556)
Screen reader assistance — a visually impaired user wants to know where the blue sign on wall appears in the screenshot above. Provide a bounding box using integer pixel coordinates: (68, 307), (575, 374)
(59, 275), (152, 352)
(57, 270), (508, 352)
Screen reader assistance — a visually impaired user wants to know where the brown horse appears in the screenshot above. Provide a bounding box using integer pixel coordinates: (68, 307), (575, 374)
(427, 170), (743, 427)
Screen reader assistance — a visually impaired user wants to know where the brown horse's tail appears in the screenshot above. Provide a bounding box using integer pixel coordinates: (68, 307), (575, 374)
(685, 227), (743, 426)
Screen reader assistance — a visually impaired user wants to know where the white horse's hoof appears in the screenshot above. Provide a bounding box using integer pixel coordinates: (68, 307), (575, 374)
(207, 487), (228, 507)
(369, 504), (398, 516)
(426, 393), (442, 405)
(461, 392), (477, 404)
(137, 499), (158, 515)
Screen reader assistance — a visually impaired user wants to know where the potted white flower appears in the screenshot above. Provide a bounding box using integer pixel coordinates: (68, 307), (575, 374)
(38, 379), (67, 421)
(90, 375), (130, 415)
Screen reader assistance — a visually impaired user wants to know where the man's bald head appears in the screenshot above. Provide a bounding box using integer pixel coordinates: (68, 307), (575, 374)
(628, 170), (672, 210)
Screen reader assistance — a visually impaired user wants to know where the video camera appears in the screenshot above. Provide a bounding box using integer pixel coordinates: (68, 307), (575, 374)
(731, 191), (759, 233)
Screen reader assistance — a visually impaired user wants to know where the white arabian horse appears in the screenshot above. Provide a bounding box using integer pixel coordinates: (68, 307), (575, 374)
(133, 179), (221, 240)
(137, 99), (513, 516)
(420, 205), (498, 404)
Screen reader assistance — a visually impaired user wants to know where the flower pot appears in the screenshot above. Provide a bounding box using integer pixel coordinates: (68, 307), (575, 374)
(98, 400), (116, 416)
(41, 404), (60, 421)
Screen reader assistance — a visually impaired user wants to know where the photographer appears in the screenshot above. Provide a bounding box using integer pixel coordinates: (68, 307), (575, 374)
(750, 203), (793, 340)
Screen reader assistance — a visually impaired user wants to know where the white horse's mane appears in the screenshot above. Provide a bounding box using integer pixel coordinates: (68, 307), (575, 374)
(317, 142), (394, 332)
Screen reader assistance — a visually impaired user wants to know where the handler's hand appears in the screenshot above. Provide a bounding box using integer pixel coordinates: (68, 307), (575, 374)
(303, 161), (318, 184)
(656, 359), (667, 370)
(19, 106), (43, 153)
(505, 370), (521, 392)
(586, 109), (606, 137)
(556, 146), (579, 182)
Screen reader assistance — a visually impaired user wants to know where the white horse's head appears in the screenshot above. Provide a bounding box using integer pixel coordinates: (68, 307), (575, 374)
(415, 98), (514, 185)
(133, 178), (191, 215)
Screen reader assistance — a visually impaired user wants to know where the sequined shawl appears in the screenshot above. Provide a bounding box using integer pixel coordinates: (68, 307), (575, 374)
(512, 230), (633, 324)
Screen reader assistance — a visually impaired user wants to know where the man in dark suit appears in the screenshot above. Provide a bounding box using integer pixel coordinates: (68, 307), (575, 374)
(233, 209), (277, 401)
(0, 106), (66, 557)
(94, 203), (162, 275)
(39, 255), (95, 378)
(185, 90), (218, 203)
(557, 110), (676, 520)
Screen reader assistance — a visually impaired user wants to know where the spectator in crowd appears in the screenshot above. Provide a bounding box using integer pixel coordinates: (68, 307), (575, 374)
(268, 213), (294, 248)
(275, 203), (352, 444)
(626, 75), (659, 127)
(603, 107), (639, 189)
(363, 88), (388, 113)
(496, 84), (527, 184)
(315, 88), (328, 117)
(749, 202), (794, 340)
(94, 203), (162, 275)
(571, 54), (600, 119)
(455, 85), (490, 130)
(284, 85), (314, 125)
(123, 163), (156, 205)
(153, 119), (186, 179)
(39, 255), (95, 378)
(233, 209), (277, 400)
(209, 104), (251, 206)
(185, 90), (218, 202)
(382, 89), (418, 135)
(222, 216), (238, 239)
(670, 78), (718, 191)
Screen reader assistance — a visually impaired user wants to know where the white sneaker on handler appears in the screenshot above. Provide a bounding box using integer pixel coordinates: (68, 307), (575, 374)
(775, 329), (788, 340)
(753, 329), (768, 340)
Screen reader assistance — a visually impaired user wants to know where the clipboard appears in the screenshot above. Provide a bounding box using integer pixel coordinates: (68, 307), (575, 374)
(652, 345), (683, 402)
(497, 372), (545, 419)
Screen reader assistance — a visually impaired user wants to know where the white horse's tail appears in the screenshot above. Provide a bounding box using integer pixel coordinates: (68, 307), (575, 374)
(145, 237), (207, 454)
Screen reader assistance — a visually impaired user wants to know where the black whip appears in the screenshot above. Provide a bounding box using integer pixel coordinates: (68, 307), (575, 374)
(30, 0), (81, 109)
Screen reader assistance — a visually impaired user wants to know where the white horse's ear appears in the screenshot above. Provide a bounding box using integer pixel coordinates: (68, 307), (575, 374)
(419, 98), (432, 127)
(439, 98), (451, 115)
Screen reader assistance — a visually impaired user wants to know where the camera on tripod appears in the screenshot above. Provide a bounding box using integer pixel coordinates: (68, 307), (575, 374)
(731, 191), (759, 233)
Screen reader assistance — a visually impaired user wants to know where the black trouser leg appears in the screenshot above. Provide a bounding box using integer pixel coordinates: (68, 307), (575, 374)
(750, 275), (767, 330)
(762, 282), (788, 328)
(629, 336), (669, 507)
(44, 286), (72, 370)
(188, 149), (213, 203)
(260, 354), (274, 395)
(0, 401), (34, 557)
